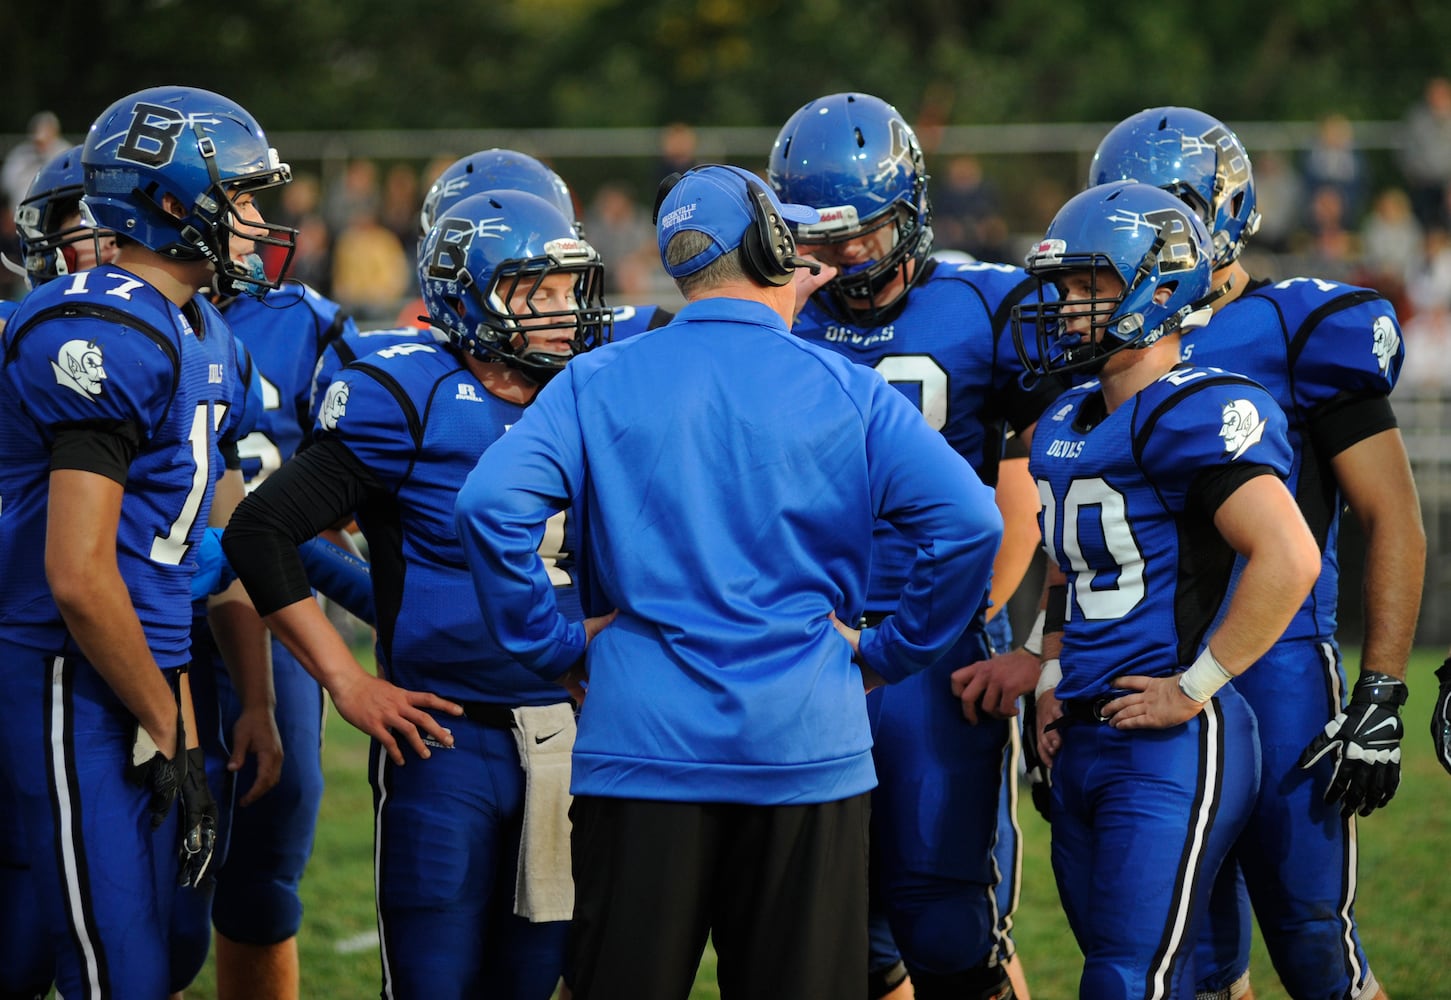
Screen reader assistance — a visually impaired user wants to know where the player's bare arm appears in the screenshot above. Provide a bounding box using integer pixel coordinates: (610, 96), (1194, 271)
(206, 466), (283, 805)
(46, 468), (180, 753)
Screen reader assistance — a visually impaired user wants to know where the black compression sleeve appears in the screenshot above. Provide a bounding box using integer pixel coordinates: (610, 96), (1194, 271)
(1191, 462), (1279, 519)
(49, 423), (142, 484)
(1309, 392), (1397, 461)
(222, 438), (380, 616)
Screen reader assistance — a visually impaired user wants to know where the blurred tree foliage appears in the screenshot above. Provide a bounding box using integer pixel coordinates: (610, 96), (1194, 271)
(6, 0), (1449, 133)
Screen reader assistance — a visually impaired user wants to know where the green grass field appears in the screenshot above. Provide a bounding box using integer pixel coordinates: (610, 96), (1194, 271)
(183, 649), (1451, 998)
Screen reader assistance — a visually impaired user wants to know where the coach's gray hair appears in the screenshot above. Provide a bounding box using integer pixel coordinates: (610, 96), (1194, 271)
(665, 230), (751, 298)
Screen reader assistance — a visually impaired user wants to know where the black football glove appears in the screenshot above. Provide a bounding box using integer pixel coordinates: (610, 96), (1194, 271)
(177, 746), (218, 889)
(127, 711), (186, 829)
(1298, 670), (1407, 817)
(1431, 657), (1451, 777)
(1020, 694), (1052, 822)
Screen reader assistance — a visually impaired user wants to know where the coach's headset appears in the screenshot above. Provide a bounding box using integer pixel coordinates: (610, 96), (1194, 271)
(653, 164), (822, 288)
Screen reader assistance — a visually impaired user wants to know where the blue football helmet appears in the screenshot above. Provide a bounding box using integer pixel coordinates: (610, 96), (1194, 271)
(13, 145), (114, 287)
(80, 85), (296, 295)
(1088, 107), (1261, 268)
(1013, 181), (1214, 381)
(417, 190), (610, 383)
(419, 149), (577, 239)
(768, 92), (932, 324)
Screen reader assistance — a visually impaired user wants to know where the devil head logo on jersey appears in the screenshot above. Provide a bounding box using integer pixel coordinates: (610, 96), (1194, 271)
(319, 380), (350, 431)
(1219, 398), (1266, 460)
(51, 339), (107, 400)
(1372, 315), (1400, 378)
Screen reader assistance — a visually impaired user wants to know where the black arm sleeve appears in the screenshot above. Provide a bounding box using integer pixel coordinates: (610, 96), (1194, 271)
(1308, 391), (1397, 461)
(48, 422), (142, 484)
(1190, 462), (1280, 520)
(222, 437), (382, 616)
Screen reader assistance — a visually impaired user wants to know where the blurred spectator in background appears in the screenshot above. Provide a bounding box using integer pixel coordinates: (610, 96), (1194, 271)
(324, 159), (381, 235)
(1302, 113), (1369, 225)
(1299, 185), (1357, 269)
(583, 182), (656, 299)
(0, 195), (25, 301)
(1360, 188), (1424, 300)
(1400, 77), (1451, 230)
(1, 111), (66, 210)
(932, 154), (1011, 260)
(379, 162), (422, 251)
(1249, 150), (1305, 253)
(1400, 228), (1451, 389)
(330, 206), (409, 323)
(271, 172), (334, 293)
(656, 122), (698, 182)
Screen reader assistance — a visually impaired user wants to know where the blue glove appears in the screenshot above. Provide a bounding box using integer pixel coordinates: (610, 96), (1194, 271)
(190, 527), (236, 601)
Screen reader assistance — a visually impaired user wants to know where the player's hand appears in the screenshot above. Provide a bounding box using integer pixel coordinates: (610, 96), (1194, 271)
(557, 610), (618, 705)
(829, 611), (885, 692)
(128, 711), (185, 829)
(1020, 694), (1052, 821)
(1035, 686), (1064, 765)
(229, 704), (284, 807)
(177, 747), (218, 888)
(1103, 674), (1205, 730)
(189, 526), (236, 601)
(1299, 670), (1407, 816)
(329, 671), (463, 766)
(790, 255), (836, 323)
(951, 647), (1040, 724)
(1432, 657), (1451, 777)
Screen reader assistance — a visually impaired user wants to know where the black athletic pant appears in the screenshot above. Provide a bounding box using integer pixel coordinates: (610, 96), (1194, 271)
(568, 792), (871, 999)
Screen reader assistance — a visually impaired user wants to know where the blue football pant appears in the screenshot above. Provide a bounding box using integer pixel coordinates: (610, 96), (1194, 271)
(371, 715), (566, 1000)
(1195, 638), (1379, 998)
(869, 625), (1013, 978)
(0, 639), (185, 999)
(1053, 689), (1259, 1000)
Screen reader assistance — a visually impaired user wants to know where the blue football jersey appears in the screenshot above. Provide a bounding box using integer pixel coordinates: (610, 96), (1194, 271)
(608, 302), (672, 342)
(315, 341), (576, 704)
(308, 324), (441, 428)
(0, 267), (246, 665)
(1032, 368), (1293, 700)
(794, 258), (1059, 608)
(219, 283), (356, 484)
(1181, 277), (1402, 640)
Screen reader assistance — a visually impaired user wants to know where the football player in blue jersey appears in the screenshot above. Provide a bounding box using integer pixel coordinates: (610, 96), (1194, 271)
(166, 165), (361, 997)
(1019, 180), (1321, 999)
(0, 85), (293, 999)
(1091, 107), (1425, 1000)
(224, 189), (610, 998)
(769, 92), (1061, 1000)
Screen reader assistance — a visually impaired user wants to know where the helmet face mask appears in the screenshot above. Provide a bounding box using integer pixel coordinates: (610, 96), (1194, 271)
(418, 190), (611, 383)
(1088, 106), (1261, 269)
(81, 86), (297, 296)
(769, 92), (933, 325)
(1013, 181), (1215, 381)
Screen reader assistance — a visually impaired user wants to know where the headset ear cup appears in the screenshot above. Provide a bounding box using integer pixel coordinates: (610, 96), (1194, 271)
(744, 181), (795, 287)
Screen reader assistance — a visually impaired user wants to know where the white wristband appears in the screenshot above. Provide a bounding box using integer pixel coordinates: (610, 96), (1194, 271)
(1023, 609), (1046, 657)
(1178, 646), (1235, 703)
(1035, 657), (1062, 699)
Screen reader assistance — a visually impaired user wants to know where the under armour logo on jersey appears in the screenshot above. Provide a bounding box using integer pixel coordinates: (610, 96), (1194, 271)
(1219, 398), (1266, 459)
(319, 380), (350, 431)
(456, 383), (483, 402)
(1372, 315), (1400, 377)
(51, 339), (107, 400)
(112, 102), (223, 167)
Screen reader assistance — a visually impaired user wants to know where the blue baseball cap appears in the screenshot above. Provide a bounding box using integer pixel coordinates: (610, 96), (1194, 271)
(655, 164), (820, 279)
